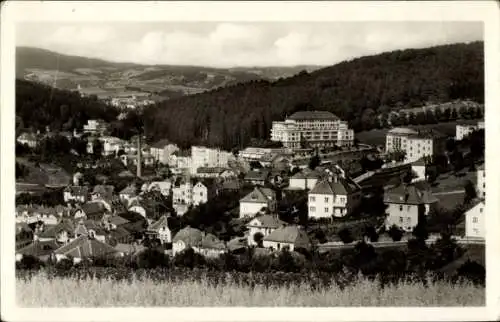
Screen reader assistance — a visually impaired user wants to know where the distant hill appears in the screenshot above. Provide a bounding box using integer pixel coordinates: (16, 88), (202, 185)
(16, 47), (322, 94)
(141, 41), (484, 150)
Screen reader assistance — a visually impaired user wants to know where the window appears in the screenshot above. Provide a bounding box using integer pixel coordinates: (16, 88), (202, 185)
(309, 196), (316, 202)
(479, 208), (483, 213)
(399, 217), (404, 223)
(407, 205), (411, 211)
(310, 207), (316, 212)
(406, 217), (411, 223)
(473, 217), (478, 223)
(324, 197), (329, 203)
(324, 208), (329, 213)
(399, 205), (403, 211)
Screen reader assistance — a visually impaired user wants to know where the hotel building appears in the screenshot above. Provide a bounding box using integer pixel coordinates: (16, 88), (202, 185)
(270, 111), (354, 149)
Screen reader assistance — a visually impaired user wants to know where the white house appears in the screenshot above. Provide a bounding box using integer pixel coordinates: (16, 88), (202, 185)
(147, 215), (172, 244)
(262, 225), (311, 252)
(307, 174), (362, 219)
(384, 183), (438, 232)
(192, 181), (210, 206)
(146, 181), (173, 196)
(289, 168), (321, 190)
(465, 200), (485, 239)
(477, 164), (485, 199)
(239, 187), (277, 218)
(63, 186), (89, 204)
(17, 132), (40, 148)
(99, 136), (125, 156)
(246, 214), (286, 246)
(385, 127), (418, 153)
(172, 226), (226, 258)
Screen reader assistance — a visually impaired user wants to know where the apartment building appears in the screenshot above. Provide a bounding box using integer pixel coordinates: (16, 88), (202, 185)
(191, 146), (232, 174)
(385, 127), (418, 153)
(385, 127), (446, 163)
(307, 174), (362, 219)
(270, 111), (354, 149)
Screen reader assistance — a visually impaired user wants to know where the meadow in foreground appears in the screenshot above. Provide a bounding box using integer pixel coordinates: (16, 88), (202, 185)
(17, 272), (484, 307)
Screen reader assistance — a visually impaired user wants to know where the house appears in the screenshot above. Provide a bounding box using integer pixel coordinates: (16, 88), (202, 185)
(239, 186), (277, 218)
(36, 218), (75, 243)
(74, 219), (107, 243)
(172, 226), (226, 258)
(119, 184), (137, 202)
(262, 225), (311, 251)
(146, 215), (172, 244)
(195, 167), (236, 179)
(411, 158), (428, 182)
(54, 234), (119, 263)
(221, 179), (242, 192)
(244, 169), (271, 186)
(91, 185), (115, 201)
(456, 121), (483, 141)
(102, 214), (130, 230)
(246, 214), (286, 246)
(289, 168), (322, 190)
(172, 179), (193, 216)
(404, 130), (447, 164)
(192, 180), (219, 206)
(477, 164), (485, 199)
(127, 198), (149, 218)
(99, 136), (125, 156)
(16, 240), (61, 262)
(120, 153), (155, 167)
(73, 201), (109, 221)
(308, 174), (362, 219)
(115, 243), (146, 257)
(63, 186), (89, 204)
(191, 146), (232, 175)
(17, 132), (40, 148)
(150, 139), (179, 165)
(385, 127), (419, 153)
(465, 200), (485, 239)
(384, 183), (438, 232)
(83, 119), (109, 135)
(146, 180), (172, 196)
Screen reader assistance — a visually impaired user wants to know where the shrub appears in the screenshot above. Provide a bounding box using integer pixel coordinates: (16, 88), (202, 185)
(456, 260), (485, 286)
(387, 225), (404, 242)
(16, 255), (44, 270)
(338, 228), (354, 244)
(135, 249), (170, 269)
(363, 225), (379, 242)
(173, 247), (206, 269)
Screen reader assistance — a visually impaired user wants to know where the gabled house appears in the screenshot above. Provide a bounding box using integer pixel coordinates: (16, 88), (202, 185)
(54, 234), (119, 263)
(244, 169), (271, 186)
(74, 219), (107, 242)
(192, 180), (219, 206)
(63, 186), (89, 204)
(246, 214), (286, 246)
(465, 200), (485, 239)
(289, 168), (322, 190)
(308, 174), (362, 219)
(172, 226), (226, 258)
(262, 225), (311, 252)
(73, 201), (109, 221)
(36, 218), (75, 243)
(91, 185), (115, 201)
(384, 183), (438, 232)
(16, 240), (61, 262)
(146, 215), (172, 244)
(239, 186), (277, 218)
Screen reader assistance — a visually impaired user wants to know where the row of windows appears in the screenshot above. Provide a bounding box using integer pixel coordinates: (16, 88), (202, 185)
(309, 196), (346, 203)
(398, 216), (412, 224)
(399, 205), (412, 211)
(309, 207), (339, 213)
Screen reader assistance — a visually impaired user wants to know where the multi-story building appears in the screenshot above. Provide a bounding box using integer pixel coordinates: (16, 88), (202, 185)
(477, 164), (485, 199)
(465, 200), (485, 239)
(384, 183), (438, 232)
(307, 174), (362, 218)
(385, 127), (419, 153)
(239, 187), (277, 218)
(385, 128), (446, 163)
(191, 146), (232, 174)
(246, 214), (286, 246)
(83, 119), (109, 135)
(99, 136), (125, 156)
(270, 111), (354, 149)
(455, 120), (484, 141)
(150, 139), (179, 165)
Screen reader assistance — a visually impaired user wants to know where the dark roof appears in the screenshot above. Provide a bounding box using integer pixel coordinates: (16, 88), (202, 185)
(108, 215), (130, 226)
(240, 187), (276, 203)
(54, 235), (118, 258)
(64, 185), (89, 195)
(196, 167), (231, 174)
(38, 219), (75, 238)
(247, 215), (286, 229)
(92, 185), (115, 196)
(263, 225), (311, 249)
(17, 240), (61, 257)
(410, 129), (447, 140)
(150, 139), (171, 149)
(384, 184), (438, 205)
(309, 176), (360, 195)
(244, 169), (270, 181)
(288, 111), (339, 121)
(411, 158), (427, 166)
(291, 168), (322, 180)
(148, 215), (170, 231)
(79, 202), (107, 216)
(172, 226), (203, 245)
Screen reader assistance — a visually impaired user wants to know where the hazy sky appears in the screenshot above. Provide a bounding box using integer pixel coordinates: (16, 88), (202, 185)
(16, 22), (483, 67)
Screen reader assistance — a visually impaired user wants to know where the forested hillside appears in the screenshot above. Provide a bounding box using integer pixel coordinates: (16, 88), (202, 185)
(142, 42), (484, 150)
(16, 80), (119, 133)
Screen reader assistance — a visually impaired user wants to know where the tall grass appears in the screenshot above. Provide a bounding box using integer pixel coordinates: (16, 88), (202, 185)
(17, 271), (484, 307)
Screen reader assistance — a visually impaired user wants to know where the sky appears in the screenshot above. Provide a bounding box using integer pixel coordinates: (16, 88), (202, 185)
(16, 22), (483, 68)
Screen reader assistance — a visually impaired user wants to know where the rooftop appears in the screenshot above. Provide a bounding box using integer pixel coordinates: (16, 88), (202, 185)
(288, 111), (339, 121)
(264, 225), (311, 249)
(309, 176), (361, 195)
(384, 184), (438, 205)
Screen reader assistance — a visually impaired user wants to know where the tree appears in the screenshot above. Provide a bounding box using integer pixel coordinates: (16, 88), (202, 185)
(450, 108), (458, 120)
(463, 180), (477, 204)
(456, 260), (485, 286)
(338, 228), (354, 244)
(92, 139), (103, 157)
(363, 225), (379, 242)
(253, 232), (264, 247)
(387, 224), (404, 242)
(308, 152), (320, 170)
(412, 209), (429, 241)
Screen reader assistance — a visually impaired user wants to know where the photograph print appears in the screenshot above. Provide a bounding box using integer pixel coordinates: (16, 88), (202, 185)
(5, 1), (495, 315)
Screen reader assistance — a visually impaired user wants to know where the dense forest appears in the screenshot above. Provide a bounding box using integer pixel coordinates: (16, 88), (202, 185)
(15, 80), (119, 133)
(142, 42), (484, 150)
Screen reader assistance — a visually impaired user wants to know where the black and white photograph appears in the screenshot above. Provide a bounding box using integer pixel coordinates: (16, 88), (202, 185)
(1, 1), (499, 321)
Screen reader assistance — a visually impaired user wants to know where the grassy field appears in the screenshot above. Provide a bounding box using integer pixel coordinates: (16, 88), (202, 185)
(17, 273), (484, 307)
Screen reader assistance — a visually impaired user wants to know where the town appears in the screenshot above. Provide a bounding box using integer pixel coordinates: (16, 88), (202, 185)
(15, 106), (485, 270)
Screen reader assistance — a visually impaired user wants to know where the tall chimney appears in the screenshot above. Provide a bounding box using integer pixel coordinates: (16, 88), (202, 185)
(137, 135), (142, 178)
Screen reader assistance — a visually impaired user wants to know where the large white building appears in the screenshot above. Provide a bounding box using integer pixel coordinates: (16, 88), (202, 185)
(385, 127), (446, 163)
(150, 139), (179, 165)
(465, 200), (485, 239)
(83, 119), (108, 135)
(455, 120), (485, 141)
(307, 174), (362, 219)
(191, 146), (232, 173)
(477, 164), (485, 199)
(270, 111), (354, 149)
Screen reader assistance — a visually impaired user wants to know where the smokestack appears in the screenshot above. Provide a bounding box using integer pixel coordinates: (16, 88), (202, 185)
(137, 135), (142, 178)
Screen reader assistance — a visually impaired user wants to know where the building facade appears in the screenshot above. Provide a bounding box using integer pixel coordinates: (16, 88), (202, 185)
(270, 111), (354, 149)
(465, 201), (485, 239)
(455, 120), (484, 141)
(191, 146), (232, 174)
(477, 164), (485, 199)
(239, 187), (277, 218)
(385, 127), (418, 153)
(385, 128), (446, 163)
